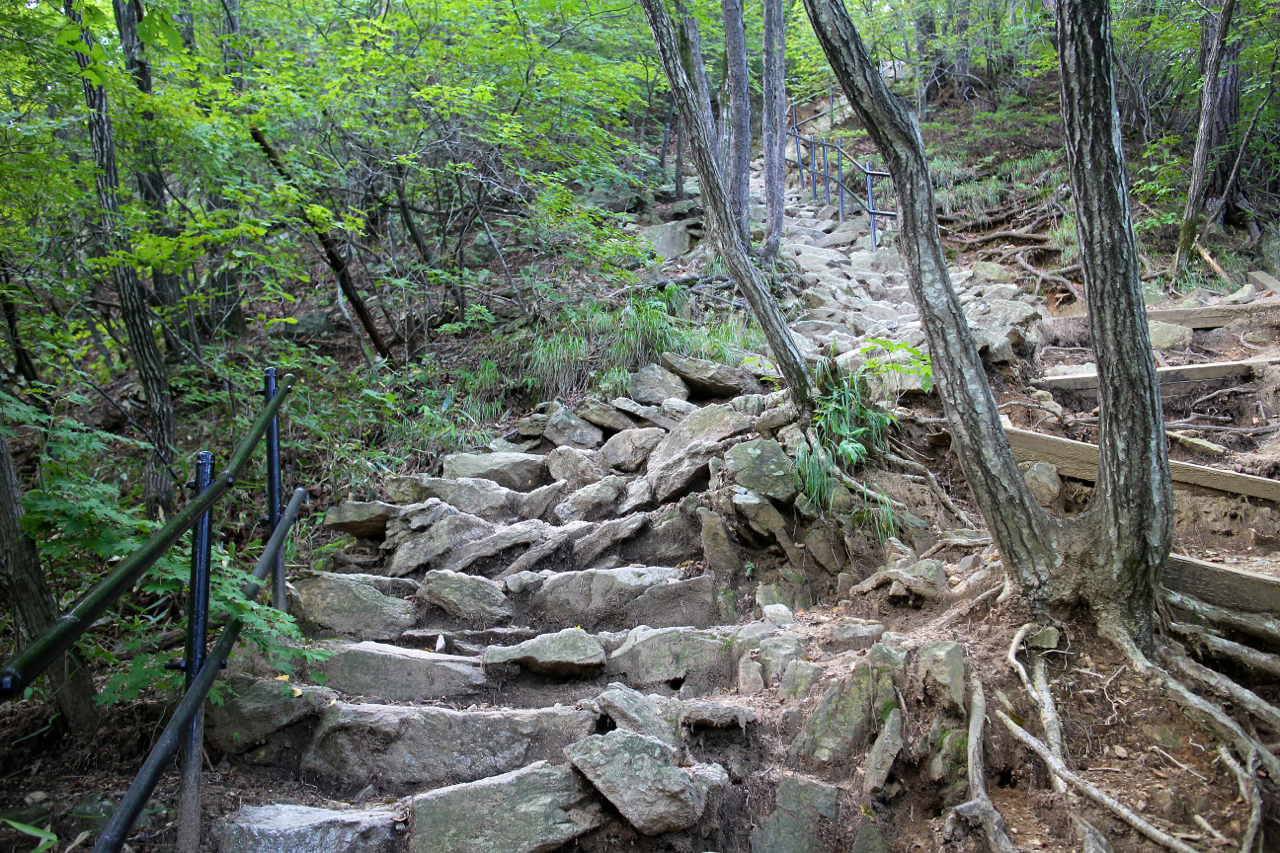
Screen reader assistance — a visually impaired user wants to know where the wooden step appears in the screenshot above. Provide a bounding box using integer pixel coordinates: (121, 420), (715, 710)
(1247, 270), (1280, 296)
(1145, 300), (1280, 329)
(1164, 554), (1280, 615)
(1003, 426), (1280, 504)
(1042, 357), (1278, 393)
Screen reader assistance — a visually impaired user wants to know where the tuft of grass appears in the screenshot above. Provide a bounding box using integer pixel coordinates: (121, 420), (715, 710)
(1049, 214), (1078, 265)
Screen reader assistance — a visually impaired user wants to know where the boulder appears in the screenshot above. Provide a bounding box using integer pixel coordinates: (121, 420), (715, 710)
(697, 508), (741, 579)
(389, 511), (495, 576)
(545, 447), (607, 490)
(564, 730), (726, 835)
(213, 805), (398, 853)
(409, 762), (604, 853)
(317, 641), (485, 701)
(862, 708), (903, 794)
(757, 634), (808, 683)
(917, 640), (966, 711)
(602, 428), (666, 472)
(323, 501), (399, 539)
(439, 520), (553, 575)
(294, 574), (416, 641)
(623, 575), (717, 629)
(748, 775), (837, 853)
(629, 364), (689, 405)
(724, 440), (799, 503)
(302, 703), (598, 789)
(606, 625), (743, 687)
(738, 658), (766, 695)
(440, 453), (549, 492)
(553, 476), (627, 524)
(1021, 461), (1062, 506)
(640, 221), (692, 261)
(530, 566), (681, 629)
(732, 488), (787, 538)
(826, 619), (886, 653)
(779, 659), (823, 699)
(1148, 320), (1193, 351)
(647, 405), (752, 501)
(382, 478), (564, 525)
(789, 663), (897, 765)
(660, 352), (764, 397)
(206, 674), (338, 755)
(577, 398), (637, 433)
(418, 570), (513, 625)
(595, 683), (679, 746)
(543, 405), (604, 450)
(611, 396), (683, 430)
(483, 628), (606, 675)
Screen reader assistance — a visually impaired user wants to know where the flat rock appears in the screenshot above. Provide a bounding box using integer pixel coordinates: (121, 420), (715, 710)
(213, 804), (398, 853)
(439, 520), (552, 575)
(1148, 320), (1193, 350)
(389, 511), (496, 576)
(440, 452), (549, 492)
(483, 627), (605, 675)
(724, 439), (799, 503)
(611, 396), (683, 431)
(640, 221), (692, 261)
(206, 674), (339, 755)
(409, 761), (604, 853)
(323, 501), (399, 539)
(606, 625), (751, 687)
(295, 574), (416, 641)
(543, 405), (604, 450)
(418, 570), (513, 625)
(553, 475), (627, 523)
(317, 641), (485, 701)
(565, 730), (725, 835)
(660, 352), (764, 397)
(302, 703), (597, 789)
(576, 398), (637, 433)
(623, 575), (717, 629)
(545, 447), (607, 490)
(530, 566), (681, 629)
(630, 364), (689, 405)
(647, 404), (752, 502)
(602, 428), (666, 472)
(383, 477), (563, 524)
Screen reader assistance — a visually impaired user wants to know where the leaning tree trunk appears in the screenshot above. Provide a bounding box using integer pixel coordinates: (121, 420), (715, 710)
(676, 5), (718, 164)
(802, 0), (1173, 648)
(760, 0), (787, 263)
(721, 0), (751, 245)
(66, 0), (176, 518)
(1172, 0), (1237, 276)
(640, 0), (813, 412)
(0, 436), (98, 733)
(1056, 0), (1173, 649)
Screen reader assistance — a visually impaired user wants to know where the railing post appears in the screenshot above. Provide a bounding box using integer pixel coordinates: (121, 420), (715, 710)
(792, 106), (804, 190)
(177, 450), (214, 853)
(837, 146), (844, 221)
(822, 142), (831, 207)
(809, 134), (818, 201)
(866, 163), (878, 250)
(263, 368), (285, 614)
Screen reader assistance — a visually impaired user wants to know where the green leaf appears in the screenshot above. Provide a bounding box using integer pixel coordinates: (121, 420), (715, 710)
(137, 11), (184, 52)
(1, 820), (59, 853)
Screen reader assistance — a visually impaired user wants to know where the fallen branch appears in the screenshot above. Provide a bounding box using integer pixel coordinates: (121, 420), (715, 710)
(995, 710), (1203, 853)
(946, 677), (1022, 853)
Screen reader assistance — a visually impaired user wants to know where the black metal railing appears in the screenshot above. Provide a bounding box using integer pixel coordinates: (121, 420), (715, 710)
(0, 368), (303, 853)
(787, 103), (897, 249)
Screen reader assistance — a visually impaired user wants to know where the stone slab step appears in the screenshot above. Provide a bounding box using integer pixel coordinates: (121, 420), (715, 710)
(316, 641), (486, 702)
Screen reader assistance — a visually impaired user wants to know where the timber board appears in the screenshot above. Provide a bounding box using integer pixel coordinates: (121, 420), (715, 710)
(1041, 358), (1278, 392)
(1004, 427), (1280, 504)
(1164, 554), (1280, 615)
(1145, 301), (1280, 329)
(1246, 270), (1280, 297)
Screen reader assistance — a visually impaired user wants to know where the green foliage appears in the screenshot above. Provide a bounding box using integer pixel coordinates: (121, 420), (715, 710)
(1, 820), (58, 853)
(859, 338), (933, 395)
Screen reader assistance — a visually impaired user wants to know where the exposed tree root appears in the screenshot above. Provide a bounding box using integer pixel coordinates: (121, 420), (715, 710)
(851, 569), (943, 599)
(1219, 746), (1265, 853)
(1007, 624), (1040, 706)
(1163, 590), (1280, 648)
(927, 580), (1006, 631)
(1164, 649), (1280, 732)
(946, 676), (1023, 853)
(919, 536), (992, 560)
(884, 451), (976, 529)
(1032, 655), (1068, 794)
(996, 710), (1203, 853)
(1169, 622), (1280, 679)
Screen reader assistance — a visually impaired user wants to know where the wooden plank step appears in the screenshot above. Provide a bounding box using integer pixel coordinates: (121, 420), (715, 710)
(1003, 427), (1280, 504)
(1247, 270), (1280, 297)
(1145, 300), (1280, 329)
(1042, 358), (1278, 392)
(1164, 554), (1280, 615)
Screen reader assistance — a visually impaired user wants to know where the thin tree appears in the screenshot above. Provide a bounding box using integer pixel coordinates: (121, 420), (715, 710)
(760, 0), (787, 263)
(65, 0), (177, 518)
(721, 0), (751, 244)
(639, 0), (813, 411)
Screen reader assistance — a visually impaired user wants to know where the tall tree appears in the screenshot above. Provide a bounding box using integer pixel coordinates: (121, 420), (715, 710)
(800, 0), (1172, 649)
(760, 0), (787, 262)
(721, 0), (751, 244)
(640, 0), (814, 412)
(65, 0), (177, 518)
(0, 434), (98, 733)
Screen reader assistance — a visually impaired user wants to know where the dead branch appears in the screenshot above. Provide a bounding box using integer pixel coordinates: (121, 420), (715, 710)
(946, 677), (1023, 853)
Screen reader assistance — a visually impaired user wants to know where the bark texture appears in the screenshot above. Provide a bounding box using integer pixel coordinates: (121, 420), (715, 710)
(640, 0), (813, 411)
(0, 436), (98, 733)
(721, 0), (751, 245)
(760, 0), (787, 263)
(67, 0), (176, 518)
(1056, 0), (1173, 648)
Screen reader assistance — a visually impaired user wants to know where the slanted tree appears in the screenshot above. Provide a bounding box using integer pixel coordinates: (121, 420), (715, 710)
(640, 0), (814, 411)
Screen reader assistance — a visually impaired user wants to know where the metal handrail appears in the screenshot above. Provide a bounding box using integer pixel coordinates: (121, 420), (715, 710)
(91, 487), (308, 853)
(0, 373), (297, 702)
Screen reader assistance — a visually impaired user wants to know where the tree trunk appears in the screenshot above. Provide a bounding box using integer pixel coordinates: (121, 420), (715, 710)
(640, 0), (813, 413)
(721, 0), (751, 246)
(1055, 0), (1173, 649)
(1172, 0), (1237, 275)
(801, 0), (1173, 648)
(66, 0), (176, 519)
(0, 435), (98, 733)
(760, 0), (787, 263)
(677, 5), (718, 163)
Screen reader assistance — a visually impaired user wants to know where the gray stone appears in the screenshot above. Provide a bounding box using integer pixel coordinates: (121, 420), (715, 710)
(596, 683), (679, 746)
(732, 488), (787, 538)
(754, 403), (797, 439)
(317, 642), (485, 701)
(763, 603), (796, 627)
(324, 501), (399, 539)
(724, 440), (800, 503)
(780, 659), (823, 699)
(384, 477), (565, 525)
(505, 571), (543, 594)
(1029, 626), (1061, 649)
(543, 405), (604, 450)
(295, 574), (416, 641)
(531, 565), (680, 628)
(389, 511), (496, 576)
(518, 414), (548, 437)
(409, 761), (604, 853)
(553, 476), (627, 523)
(606, 625), (742, 687)
(789, 663), (897, 765)
(697, 508), (741, 580)
(661, 397), (698, 418)
(572, 514), (647, 569)
(439, 520), (552, 575)
(617, 477), (654, 515)
(419, 570), (513, 625)
(647, 404), (752, 501)
(302, 703), (597, 789)
(862, 708), (903, 794)
(213, 804), (398, 853)
(602, 428), (666, 472)
(441, 453), (549, 492)
(660, 352), (764, 397)
(630, 364), (690, 405)
(749, 775), (837, 853)
(565, 730), (726, 835)
(826, 619), (885, 652)
(758, 634), (808, 683)
(483, 628), (605, 675)
(917, 640), (966, 711)
(971, 261), (1013, 284)
(576, 398), (637, 433)
(738, 658), (766, 695)
(1147, 320), (1193, 350)
(641, 221), (693, 261)
(624, 575), (717, 629)
(206, 674), (338, 755)
(545, 447), (607, 490)
(867, 642), (907, 675)
(1021, 461), (1062, 506)
(611, 397), (683, 431)
(851, 826), (892, 853)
